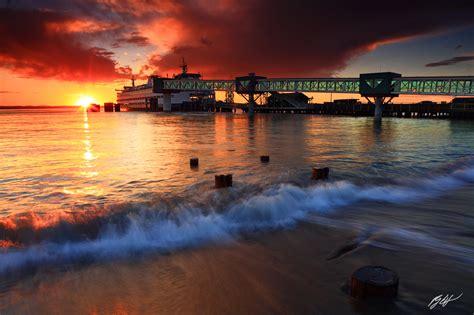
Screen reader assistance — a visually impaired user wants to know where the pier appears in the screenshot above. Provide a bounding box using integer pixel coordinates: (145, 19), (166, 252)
(230, 99), (473, 119)
(157, 72), (474, 120)
(113, 72), (474, 120)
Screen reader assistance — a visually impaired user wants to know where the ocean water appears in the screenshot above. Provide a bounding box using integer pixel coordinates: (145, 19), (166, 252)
(0, 108), (473, 314)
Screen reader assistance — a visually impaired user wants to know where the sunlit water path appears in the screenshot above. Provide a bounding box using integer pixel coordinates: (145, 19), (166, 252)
(0, 108), (473, 313)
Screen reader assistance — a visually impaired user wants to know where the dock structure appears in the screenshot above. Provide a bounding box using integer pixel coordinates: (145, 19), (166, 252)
(245, 101), (473, 119)
(104, 102), (114, 112)
(155, 72), (474, 120)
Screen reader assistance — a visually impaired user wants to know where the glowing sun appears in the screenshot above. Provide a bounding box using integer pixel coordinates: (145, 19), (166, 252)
(76, 96), (96, 108)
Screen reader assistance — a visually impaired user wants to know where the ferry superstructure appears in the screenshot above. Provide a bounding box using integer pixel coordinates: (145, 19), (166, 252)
(116, 60), (214, 111)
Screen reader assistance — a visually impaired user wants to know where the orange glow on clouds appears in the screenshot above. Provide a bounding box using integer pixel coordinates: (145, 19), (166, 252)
(47, 19), (119, 34)
(0, 240), (19, 249)
(1, 1), (472, 106)
(139, 17), (184, 52)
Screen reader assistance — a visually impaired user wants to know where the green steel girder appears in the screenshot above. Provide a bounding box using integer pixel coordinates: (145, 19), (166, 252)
(392, 78), (474, 96)
(163, 79), (235, 91)
(254, 79), (360, 93)
(161, 76), (474, 96)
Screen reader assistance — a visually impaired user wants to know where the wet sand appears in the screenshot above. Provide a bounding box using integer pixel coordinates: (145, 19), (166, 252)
(1, 187), (473, 315)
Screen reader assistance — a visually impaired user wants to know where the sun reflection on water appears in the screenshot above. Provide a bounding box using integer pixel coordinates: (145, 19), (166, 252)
(62, 111), (102, 196)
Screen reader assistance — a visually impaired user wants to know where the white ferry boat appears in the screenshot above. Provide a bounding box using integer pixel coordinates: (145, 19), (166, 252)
(116, 60), (214, 111)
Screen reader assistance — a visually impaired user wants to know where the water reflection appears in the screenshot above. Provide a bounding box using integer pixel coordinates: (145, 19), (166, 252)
(83, 111), (96, 166)
(63, 110), (101, 196)
(1, 110), (474, 314)
(1, 110), (473, 214)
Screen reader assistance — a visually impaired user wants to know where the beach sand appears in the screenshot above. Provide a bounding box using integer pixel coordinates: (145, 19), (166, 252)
(2, 187), (472, 314)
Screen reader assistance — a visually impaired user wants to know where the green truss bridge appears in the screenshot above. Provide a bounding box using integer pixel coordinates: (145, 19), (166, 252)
(155, 72), (474, 121)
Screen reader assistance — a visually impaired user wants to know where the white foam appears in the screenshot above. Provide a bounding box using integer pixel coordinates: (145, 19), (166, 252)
(1, 165), (474, 273)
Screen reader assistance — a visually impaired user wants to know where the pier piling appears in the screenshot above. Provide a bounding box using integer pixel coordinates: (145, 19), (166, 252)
(215, 174), (232, 188)
(163, 93), (172, 112)
(311, 167), (329, 180)
(248, 93), (255, 117)
(190, 157), (199, 168)
(374, 97), (383, 122)
(350, 266), (399, 299)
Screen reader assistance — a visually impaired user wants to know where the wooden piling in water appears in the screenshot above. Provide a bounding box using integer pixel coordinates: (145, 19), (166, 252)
(311, 167), (329, 180)
(190, 157), (199, 168)
(215, 174), (232, 188)
(350, 266), (399, 299)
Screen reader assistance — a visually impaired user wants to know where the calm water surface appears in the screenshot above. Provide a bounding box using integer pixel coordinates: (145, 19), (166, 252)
(0, 108), (473, 314)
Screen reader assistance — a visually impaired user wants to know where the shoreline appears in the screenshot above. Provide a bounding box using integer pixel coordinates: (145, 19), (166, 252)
(1, 186), (473, 314)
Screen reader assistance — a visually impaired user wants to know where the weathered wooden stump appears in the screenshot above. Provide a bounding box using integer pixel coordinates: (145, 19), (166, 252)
(311, 167), (329, 180)
(260, 155), (270, 163)
(350, 265), (399, 299)
(215, 175), (225, 188)
(215, 174), (232, 188)
(225, 174), (232, 187)
(190, 157), (199, 168)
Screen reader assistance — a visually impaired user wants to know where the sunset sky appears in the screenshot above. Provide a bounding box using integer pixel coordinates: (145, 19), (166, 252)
(0, 0), (473, 105)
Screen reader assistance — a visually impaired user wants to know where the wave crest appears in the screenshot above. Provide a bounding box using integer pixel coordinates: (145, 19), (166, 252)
(1, 165), (473, 274)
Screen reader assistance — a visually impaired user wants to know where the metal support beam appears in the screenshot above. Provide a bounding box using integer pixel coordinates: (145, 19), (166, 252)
(163, 93), (171, 112)
(161, 76), (474, 96)
(248, 93), (255, 117)
(374, 96), (384, 122)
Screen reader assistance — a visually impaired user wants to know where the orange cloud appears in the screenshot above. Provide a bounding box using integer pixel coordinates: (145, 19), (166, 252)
(0, 8), (129, 82)
(143, 0), (474, 78)
(2, 0), (474, 83)
(46, 19), (120, 34)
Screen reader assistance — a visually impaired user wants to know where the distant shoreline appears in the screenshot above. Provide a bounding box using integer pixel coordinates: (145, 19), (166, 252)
(0, 105), (80, 109)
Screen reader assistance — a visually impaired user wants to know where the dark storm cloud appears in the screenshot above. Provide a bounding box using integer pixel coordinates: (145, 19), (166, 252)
(425, 55), (474, 67)
(0, 0), (167, 81)
(152, 0), (474, 77)
(113, 32), (150, 48)
(0, 7), (131, 81)
(1, 0), (474, 81)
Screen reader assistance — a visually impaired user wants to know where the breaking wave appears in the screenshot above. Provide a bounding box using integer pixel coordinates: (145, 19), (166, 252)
(1, 165), (473, 274)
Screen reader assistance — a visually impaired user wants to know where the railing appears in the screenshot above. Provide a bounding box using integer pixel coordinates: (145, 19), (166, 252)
(392, 77), (474, 96)
(163, 80), (234, 91)
(162, 77), (474, 96)
(254, 78), (360, 93)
